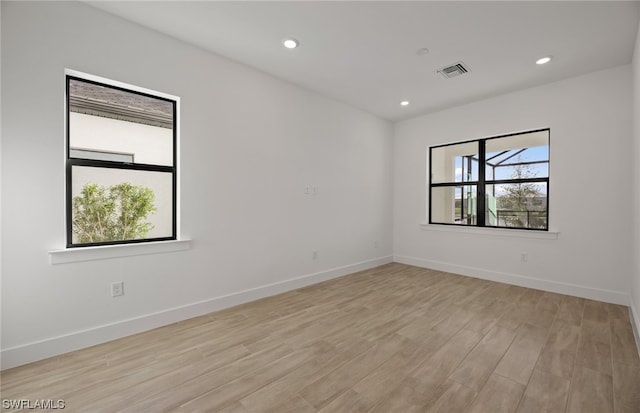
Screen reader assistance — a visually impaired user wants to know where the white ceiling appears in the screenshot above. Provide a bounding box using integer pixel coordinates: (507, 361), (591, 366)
(89, 1), (640, 122)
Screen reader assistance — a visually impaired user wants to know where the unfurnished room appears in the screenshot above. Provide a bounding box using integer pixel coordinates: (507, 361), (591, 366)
(1, 1), (640, 412)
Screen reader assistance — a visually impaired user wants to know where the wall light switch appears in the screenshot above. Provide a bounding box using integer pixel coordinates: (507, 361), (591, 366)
(111, 281), (124, 297)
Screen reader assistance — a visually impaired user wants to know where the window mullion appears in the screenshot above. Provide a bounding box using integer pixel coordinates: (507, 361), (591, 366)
(477, 140), (486, 227)
(68, 158), (174, 174)
(485, 177), (548, 185)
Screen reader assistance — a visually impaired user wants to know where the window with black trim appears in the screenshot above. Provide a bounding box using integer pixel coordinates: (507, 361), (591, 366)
(429, 129), (549, 230)
(66, 74), (177, 247)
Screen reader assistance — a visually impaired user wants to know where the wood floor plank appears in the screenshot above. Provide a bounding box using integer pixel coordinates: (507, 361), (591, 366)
(316, 389), (370, 413)
(583, 299), (609, 323)
(176, 343), (325, 412)
(424, 380), (477, 413)
(535, 318), (581, 379)
(118, 344), (294, 412)
(1, 263), (637, 413)
(463, 307), (501, 335)
(410, 327), (484, 384)
(350, 341), (431, 407)
(239, 339), (370, 413)
(58, 349), (205, 412)
(612, 360), (640, 412)
(245, 395), (317, 413)
(466, 374), (525, 413)
(494, 323), (550, 385)
(218, 402), (252, 413)
(516, 368), (570, 413)
(607, 303), (630, 323)
(610, 318), (640, 364)
(448, 326), (517, 391)
(360, 327), (483, 411)
(536, 291), (563, 314)
(614, 405), (640, 413)
(566, 365), (614, 413)
(516, 288), (544, 309)
(496, 303), (529, 331)
(556, 295), (585, 326)
(365, 376), (442, 413)
(575, 319), (612, 376)
(86, 344), (251, 412)
(298, 333), (410, 409)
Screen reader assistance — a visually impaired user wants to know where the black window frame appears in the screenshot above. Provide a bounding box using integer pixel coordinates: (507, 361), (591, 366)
(65, 75), (178, 248)
(429, 128), (550, 231)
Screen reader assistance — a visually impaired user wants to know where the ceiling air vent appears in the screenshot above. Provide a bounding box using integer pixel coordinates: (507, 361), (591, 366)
(437, 62), (469, 79)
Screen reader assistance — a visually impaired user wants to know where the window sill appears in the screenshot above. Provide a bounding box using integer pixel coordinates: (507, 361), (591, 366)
(49, 239), (192, 265)
(420, 223), (559, 240)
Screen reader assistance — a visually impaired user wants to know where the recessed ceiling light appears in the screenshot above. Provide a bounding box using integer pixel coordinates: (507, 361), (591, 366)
(536, 56), (553, 65)
(283, 38), (299, 49)
(400, 100), (410, 106)
(416, 48), (430, 55)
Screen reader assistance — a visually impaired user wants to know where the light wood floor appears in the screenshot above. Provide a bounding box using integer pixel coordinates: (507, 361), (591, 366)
(2, 263), (639, 412)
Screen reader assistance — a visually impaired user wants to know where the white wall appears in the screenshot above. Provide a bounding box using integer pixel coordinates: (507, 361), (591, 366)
(394, 64), (633, 305)
(631, 20), (640, 346)
(0, 2), (393, 369)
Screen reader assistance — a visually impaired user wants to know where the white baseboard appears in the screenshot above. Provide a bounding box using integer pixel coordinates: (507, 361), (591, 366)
(630, 298), (640, 358)
(1, 255), (393, 371)
(393, 255), (630, 306)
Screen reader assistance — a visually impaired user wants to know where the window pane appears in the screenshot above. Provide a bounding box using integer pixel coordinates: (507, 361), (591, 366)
(486, 182), (548, 229)
(431, 185), (477, 225)
(70, 165), (173, 244)
(431, 141), (479, 184)
(485, 130), (549, 180)
(68, 78), (174, 166)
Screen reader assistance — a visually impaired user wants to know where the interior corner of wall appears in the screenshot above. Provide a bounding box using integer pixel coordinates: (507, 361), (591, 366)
(630, 295), (640, 358)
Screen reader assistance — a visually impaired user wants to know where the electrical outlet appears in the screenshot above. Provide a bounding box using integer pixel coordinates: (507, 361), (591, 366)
(111, 281), (124, 297)
(312, 251), (318, 260)
(521, 252), (528, 262)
